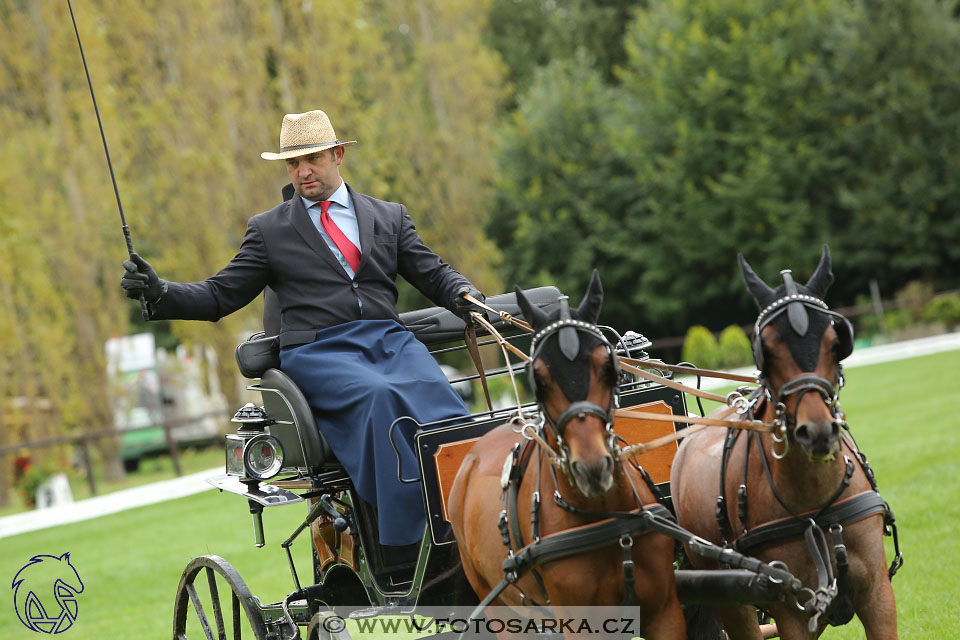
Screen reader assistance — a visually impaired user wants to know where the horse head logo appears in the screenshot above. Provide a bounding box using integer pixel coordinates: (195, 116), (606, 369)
(12, 553), (84, 634)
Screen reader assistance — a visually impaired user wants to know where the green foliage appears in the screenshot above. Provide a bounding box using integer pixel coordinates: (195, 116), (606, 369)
(0, 0), (505, 494)
(13, 458), (69, 508)
(489, 51), (650, 326)
(924, 293), (960, 330)
(490, 0), (960, 335)
(486, 0), (638, 97)
(681, 325), (719, 369)
(894, 280), (935, 322)
(613, 0), (960, 331)
(717, 325), (752, 369)
(882, 308), (914, 333)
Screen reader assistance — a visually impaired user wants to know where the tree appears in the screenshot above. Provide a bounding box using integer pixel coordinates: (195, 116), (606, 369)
(487, 0), (642, 96)
(488, 53), (645, 327)
(491, 0), (960, 336)
(0, 0), (506, 501)
(611, 0), (960, 331)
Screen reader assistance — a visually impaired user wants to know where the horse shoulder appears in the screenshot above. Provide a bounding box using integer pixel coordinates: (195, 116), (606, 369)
(448, 424), (523, 552)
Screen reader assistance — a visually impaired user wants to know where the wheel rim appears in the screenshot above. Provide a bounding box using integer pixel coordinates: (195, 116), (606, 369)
(172, 555), (270, 640)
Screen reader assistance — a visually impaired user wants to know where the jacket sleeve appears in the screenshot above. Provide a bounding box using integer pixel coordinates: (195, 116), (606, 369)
(395, 205), (473, 314)
(150, 217), (270, 321)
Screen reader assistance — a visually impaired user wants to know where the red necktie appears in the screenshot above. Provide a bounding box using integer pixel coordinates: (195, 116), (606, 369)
(318, 200), (361, 273)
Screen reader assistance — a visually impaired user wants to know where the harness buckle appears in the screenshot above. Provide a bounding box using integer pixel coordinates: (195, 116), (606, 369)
(771, 421), (790, 460)
(726, 391), (749, 414)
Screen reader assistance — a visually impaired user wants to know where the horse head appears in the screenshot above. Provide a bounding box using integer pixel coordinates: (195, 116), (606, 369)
(515, 270), (620, 496)
(739, 245), (854, 462)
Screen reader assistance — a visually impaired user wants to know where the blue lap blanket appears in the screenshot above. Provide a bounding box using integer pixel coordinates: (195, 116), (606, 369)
(280, 319), (469, 545)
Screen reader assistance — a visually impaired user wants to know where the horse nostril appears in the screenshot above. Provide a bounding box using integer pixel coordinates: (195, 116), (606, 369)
(601, 455), (614, 476)
(831, 420), (842, 438)
(795, 424), (810, 443)
(571, 460), (585, 477)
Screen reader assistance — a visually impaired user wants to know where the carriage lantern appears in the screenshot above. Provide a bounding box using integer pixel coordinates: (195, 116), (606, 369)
(226, 403), (284, 480)
(242, 434), (285, 481)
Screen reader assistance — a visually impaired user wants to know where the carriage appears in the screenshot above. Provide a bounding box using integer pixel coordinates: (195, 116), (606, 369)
(173, 258), (900, 640)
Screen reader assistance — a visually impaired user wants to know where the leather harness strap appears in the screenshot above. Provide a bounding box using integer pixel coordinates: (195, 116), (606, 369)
(733, 490), (889, 555)
(502, 504), (675, 577)
(464, 323), (494, 411)
(468, 503), (673, 628)
(500, 438), (551, 607)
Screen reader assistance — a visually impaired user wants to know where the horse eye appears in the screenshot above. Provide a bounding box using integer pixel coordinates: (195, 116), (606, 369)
(602, 360), (617, 385)
(533, 369), (550, 390)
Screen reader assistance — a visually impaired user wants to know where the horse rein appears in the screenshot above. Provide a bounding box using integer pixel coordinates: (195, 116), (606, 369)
(461, 294), (784, 462)
(460, 289), (853, 466)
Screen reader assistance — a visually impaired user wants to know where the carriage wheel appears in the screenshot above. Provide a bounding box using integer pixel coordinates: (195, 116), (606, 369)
(172, 555), (269, 640)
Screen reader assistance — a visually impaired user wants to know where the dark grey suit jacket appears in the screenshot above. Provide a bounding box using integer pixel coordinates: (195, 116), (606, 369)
(151, 183), (473, 348)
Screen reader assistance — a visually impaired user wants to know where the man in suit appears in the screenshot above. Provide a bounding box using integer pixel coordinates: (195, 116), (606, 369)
(121, 110), (484, 546)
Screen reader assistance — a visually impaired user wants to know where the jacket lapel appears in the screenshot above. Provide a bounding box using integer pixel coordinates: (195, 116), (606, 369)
(348, 183), (374, 275)
(287, 193), (350, 277)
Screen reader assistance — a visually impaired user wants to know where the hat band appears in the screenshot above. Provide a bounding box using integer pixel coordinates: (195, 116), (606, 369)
(279, 140), (344, 152)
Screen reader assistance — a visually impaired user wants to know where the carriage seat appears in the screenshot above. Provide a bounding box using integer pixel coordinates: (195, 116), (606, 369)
(235, 286), (563, 379)
(233, 286), (563, 474)
(256, 368), (334, 472)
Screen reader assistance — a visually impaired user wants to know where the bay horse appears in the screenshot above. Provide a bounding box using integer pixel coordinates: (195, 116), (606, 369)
(670, 246), (901, 639)
(448, 271), (686, 638)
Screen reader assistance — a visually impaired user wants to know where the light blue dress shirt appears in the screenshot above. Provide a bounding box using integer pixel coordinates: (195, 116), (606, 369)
(301, 180), (361, 279)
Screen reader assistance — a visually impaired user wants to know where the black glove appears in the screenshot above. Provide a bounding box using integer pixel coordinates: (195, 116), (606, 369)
(121, 253), (167, 304)
(455, 286), (485, 321)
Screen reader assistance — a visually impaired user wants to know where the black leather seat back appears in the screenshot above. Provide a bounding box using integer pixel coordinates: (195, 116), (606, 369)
(258, 368), (335, 470)
(239, 286), (563, 379)
(233, 285), (564, 473)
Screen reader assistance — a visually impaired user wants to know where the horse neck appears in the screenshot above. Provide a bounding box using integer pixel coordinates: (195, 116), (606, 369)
(756, 403), (849, 512)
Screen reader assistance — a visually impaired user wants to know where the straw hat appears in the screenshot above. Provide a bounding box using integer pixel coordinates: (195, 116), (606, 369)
(260, 110), (357, 160)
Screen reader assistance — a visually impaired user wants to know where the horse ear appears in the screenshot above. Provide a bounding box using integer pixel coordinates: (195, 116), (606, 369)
(739, 253), (775, 308)
(575, 269), (604, 324)
(515, 285), (550, 330)
(805, 244), (834, 298)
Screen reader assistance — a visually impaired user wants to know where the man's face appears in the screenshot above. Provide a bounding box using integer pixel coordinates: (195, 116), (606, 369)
(285, 146), (344, 201)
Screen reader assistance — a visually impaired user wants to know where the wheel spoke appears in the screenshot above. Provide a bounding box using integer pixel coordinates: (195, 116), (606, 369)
(206, 567), (227, 640)
(186, 583), (216, 640)
(232, 592), (241, 640)
(174, 556), (268, 640)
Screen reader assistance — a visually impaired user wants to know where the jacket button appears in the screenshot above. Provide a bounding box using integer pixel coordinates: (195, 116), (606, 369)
(352, 282), (359, 289)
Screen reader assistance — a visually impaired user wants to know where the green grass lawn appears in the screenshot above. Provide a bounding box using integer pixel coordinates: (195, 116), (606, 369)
(0, 445), (227, 518)
(1, 350), (957, 638)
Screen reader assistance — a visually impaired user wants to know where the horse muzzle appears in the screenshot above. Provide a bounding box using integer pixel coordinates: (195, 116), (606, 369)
(794, 418), (842, 462)
(569, 454), (615, 496)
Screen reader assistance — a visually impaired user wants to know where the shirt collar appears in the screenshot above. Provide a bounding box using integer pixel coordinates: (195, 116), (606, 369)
(301, 179), (349, 210)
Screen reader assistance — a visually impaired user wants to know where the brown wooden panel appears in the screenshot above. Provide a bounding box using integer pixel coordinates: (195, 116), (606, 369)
(614, 399), (678, 484)
(434, 437), (481, 520)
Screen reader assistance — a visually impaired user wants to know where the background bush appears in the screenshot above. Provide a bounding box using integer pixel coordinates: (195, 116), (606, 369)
(924, 293), (960, 331)
(681, 326), (720, 369)
(718, 325), (753, 369)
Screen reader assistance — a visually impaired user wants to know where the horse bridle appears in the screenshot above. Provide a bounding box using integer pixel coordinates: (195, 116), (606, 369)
(752, 271), (854, 458)
(527, 297), (620, 469)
